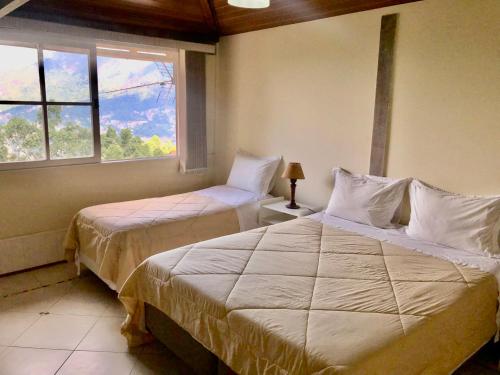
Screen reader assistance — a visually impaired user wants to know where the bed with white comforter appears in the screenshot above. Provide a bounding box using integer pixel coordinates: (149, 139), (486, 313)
(64, 185), (267, 290)
(119, 213), (500, 374)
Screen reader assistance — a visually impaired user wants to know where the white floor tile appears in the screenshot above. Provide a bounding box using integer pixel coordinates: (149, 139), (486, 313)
(56, 350), (136, 375)
(13, 314), (97, 350)
(0, 282), (73, 314)
(32, 263), (78, 286)
(0, 347), (71, 375)
(0, 312), (40, 345)
(102, 297), (127, 318)
(71, 276), (111, 295)
(49, 277), (112, 316)
(0, 272), (41, 297)
(77, 317), (131, 352)
(48, 294), (109, 316)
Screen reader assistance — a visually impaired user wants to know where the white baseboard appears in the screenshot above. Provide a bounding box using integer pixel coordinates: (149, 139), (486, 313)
(0, 229), (67, 275)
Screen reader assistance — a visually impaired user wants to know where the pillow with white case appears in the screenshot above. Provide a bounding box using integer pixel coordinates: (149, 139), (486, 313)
(407, 179), (500, 255)
(325, 168), (410, 228)
(226, 150), (281, 198)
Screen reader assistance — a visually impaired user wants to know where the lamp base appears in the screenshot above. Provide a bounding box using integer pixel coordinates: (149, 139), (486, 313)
(286, 202), (301, 209)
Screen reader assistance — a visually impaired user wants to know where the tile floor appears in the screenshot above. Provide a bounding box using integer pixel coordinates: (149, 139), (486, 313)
(0, 262), (498, 375)
(0, 263), (190, 375)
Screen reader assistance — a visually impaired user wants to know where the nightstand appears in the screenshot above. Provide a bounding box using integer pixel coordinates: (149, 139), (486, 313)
(259, 197), (317, 226)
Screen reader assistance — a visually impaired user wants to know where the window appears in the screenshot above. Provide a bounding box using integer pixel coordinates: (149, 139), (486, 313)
(0, 44), (44, 163)
(97, 47), (176, 161)
(0, 43), (96, 166)
(43, 48), (94, 160)
(0, 40), (178, 170)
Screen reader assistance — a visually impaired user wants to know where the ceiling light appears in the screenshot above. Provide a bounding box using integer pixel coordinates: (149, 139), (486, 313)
(228, 0), (270, 9)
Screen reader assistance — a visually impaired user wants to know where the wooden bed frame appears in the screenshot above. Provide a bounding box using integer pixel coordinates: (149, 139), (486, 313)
(145, 303), (236, 375)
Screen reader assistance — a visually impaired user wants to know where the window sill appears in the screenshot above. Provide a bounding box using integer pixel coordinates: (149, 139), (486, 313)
(101, 155), (178, 165)
(0, 155), (178, 172)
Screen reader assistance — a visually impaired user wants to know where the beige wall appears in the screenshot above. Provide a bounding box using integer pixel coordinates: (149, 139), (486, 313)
(0, 55), (217, 274)
(215, 0), (500, 209)
(387, 0), (500, 193)
(2, 0), (500, 273)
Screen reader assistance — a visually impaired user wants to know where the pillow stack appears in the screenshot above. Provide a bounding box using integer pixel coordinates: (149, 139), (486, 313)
(324, 167), (500, 256)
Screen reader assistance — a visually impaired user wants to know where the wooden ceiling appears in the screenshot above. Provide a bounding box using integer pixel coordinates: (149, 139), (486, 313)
(213, 0), (419, 35)
(9, 0), (421, 43)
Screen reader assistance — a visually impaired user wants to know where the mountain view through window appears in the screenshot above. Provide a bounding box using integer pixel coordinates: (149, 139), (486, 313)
(0, 44), (44, 162)
(0, 43), (177, 166)
(97, 51), (176, 161)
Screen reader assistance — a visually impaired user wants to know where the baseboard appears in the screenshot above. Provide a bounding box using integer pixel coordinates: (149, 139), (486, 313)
(0, 229), (67, 275)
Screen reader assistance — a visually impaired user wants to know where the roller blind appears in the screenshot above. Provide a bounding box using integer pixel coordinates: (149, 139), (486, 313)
(179, 50), (208, 173)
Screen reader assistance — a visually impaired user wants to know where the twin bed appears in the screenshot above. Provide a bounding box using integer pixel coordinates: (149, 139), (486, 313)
(65, 157), (500, 375)
(64, 185), (269, 290)
(64, 151), (281, 291)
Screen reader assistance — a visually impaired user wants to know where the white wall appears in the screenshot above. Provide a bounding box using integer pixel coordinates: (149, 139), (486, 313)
(215, 0), (500, 208)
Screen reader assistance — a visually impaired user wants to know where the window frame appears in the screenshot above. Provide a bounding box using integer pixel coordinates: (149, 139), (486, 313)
(0, 40), (100, 170)
(95, 44), (179, 163)
(0, 39), (179, 171)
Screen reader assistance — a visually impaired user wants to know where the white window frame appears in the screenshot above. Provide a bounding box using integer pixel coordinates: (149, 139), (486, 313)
(0, 35), (180, 171)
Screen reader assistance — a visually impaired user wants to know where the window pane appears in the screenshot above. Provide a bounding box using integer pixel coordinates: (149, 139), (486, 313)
(44, 49), (90, 102)
(48, 105), (93, 159)
(0, 45), (41, 101)
(97, 55), (176, 161)
(0, 105), (46, 162)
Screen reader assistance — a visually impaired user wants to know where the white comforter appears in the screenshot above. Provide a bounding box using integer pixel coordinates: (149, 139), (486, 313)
(64, 185), (266, 290)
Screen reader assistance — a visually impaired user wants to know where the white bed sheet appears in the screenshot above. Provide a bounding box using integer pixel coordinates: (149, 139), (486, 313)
(197, 185), (271, 231)
(310, 211), (500, 339)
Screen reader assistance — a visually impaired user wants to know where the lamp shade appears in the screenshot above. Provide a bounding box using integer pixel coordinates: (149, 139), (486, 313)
(281, 162), (305, 180)
(228, 0), (270, 9)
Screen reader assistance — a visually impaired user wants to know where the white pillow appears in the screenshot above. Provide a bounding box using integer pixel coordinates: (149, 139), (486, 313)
(325, 168), (410, 228)
(407, 180), (500, 255)
(226, 150), (281, 198)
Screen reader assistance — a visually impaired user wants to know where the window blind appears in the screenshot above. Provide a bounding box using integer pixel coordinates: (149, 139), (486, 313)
(179, 50), (208, 173)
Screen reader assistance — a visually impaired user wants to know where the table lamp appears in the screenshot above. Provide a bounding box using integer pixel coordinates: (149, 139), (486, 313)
(281, 162), (305, 209)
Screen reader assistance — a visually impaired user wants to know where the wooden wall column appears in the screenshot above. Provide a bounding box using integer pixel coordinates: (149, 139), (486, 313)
(369, 13), (398, 176)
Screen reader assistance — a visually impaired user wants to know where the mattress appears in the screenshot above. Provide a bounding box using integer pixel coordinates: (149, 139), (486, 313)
(119, 216), (499, 375)
(64, 185), (264, 291)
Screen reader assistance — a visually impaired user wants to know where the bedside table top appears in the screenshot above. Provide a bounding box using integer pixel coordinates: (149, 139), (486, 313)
(262, 199), (315, 217)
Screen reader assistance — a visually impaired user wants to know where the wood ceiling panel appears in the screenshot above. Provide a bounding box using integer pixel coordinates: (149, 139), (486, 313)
(213, 0), (420, 35)
(12, 0), (219, 43)
(20, 2), (208, 32)
(10, 0), (422, 43)
(42, 0), (206, 21)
